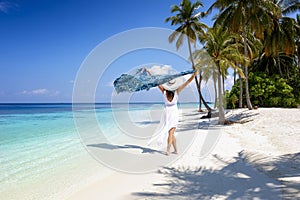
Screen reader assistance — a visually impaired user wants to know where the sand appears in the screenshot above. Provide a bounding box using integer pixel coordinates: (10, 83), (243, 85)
(66, 107), (300, 200)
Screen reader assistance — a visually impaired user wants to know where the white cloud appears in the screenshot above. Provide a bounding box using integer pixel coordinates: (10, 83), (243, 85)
(19, 88), (60, 96)
(20, 89), (49, 95)
(32, 89), (49, 94)
(224, 75), (235, 91)
(0, 2), (17, 13)
(149, 65), (174, 75)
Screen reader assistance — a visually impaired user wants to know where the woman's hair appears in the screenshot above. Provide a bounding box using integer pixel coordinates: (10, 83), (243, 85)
(166, 90), (174, 100)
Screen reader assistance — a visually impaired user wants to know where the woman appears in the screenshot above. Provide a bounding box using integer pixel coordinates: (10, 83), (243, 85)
(147, 69), (198, 156)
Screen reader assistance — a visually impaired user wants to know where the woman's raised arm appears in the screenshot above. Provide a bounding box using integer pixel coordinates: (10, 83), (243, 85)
(145, 68), (165, 93)
(176, 70), (198, 94)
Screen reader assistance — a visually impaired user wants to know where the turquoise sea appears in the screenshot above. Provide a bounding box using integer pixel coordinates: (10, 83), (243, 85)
(0, 103), (203, 200)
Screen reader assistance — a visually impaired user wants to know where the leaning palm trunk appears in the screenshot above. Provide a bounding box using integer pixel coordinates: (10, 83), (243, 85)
(195, 75), (203, 111)
(217, 65), (225, 124)
(298, 53), (300, 77)
(277, 56), (283, 77)
(222, 75), (225, 95)
(242, 30), (253, 110)
(239, 74), (243, 108)
(233, 68), (237, 85)
(200, 86), (212, 111)
(194, 73), (212, 111)
(187, 36), (211, 112)
(244, 66), (252, 109)
(214, 76), (217, 108)
(187, 37), (201, 110)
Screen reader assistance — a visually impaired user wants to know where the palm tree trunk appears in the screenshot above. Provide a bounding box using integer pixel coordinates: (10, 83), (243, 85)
(244, 67), (252, 110)
(187, 36), (210, 112)
(217, 66), (225, 125)
(198, 73), (204, 111)
(234, 69), (237, 85)
(277, 56), (283, 77)
(242, 30), (253, 110)
(214, 76), (217, 108)
(194, 75), (212, 111)
(239, 74), (243, 108)
(200, 87), (212, 111)
(222, 75), (225, 94)
(297, 48), (300, 74)
(298, 61), (300, 77)
(187, 37), (199, 105)
(195, 78), (203, 111)
(298, 53), (300, 77)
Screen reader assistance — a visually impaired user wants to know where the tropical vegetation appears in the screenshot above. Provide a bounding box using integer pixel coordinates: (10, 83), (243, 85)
(166, 0), (300, 124)
(165, 0), (211, 112)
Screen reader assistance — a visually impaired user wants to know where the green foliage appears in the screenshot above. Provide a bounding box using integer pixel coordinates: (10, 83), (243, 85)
(227, 72), (298, 108)
(226, 85), (240, 109)
(287, 74), (300, 104)
(224, 90), (238, 109)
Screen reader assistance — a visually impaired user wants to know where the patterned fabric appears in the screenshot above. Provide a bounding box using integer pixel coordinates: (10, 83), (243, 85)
(113, 68), (194, 93)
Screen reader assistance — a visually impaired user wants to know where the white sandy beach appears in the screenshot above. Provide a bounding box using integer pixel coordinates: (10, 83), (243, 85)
(66, 107), (300, 200)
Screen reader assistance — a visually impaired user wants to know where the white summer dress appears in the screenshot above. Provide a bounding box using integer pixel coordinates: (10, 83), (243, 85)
(148, 91), (179, 146)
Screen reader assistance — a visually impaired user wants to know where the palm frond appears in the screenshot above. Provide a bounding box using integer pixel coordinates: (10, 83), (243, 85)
(281, 0), (300, 15)
(176, 31), (185, 50)
(170, 4), (181, 14)
(168, 27), (182, 43)
(165, 0), (206, 53)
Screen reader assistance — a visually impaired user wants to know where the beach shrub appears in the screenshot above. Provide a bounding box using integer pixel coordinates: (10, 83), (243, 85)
(227, 72), (297, 108)
(225, 88), (239, 109)
(287, 74), (300, 106)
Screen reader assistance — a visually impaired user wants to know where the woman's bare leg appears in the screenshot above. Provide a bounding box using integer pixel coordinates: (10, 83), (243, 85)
(166, 127), (176, 156)
(172, 134), (178, 154)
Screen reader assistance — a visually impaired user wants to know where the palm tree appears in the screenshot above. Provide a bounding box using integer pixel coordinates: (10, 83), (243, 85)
(165, 0), (211, 112)
(252, 0), (300, 79)
(197, 26), (246, 124)
(193, 49), (218, 108)
(263, 0), (300, 78)
(276, 0), (300, 77)
(208, 0), (277, 110)
(254, 52), (295, 77)
(279, 0), (300, 15)
(238, 31), (263, 107)
(296, 15), (300, 76)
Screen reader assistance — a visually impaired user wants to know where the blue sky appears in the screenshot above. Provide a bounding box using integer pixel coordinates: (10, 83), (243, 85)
(0, 0), (217, 103)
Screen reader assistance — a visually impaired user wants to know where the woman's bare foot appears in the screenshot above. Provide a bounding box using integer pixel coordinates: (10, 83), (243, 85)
(172, 151), (178, 155)
(166, 151), (170, 156)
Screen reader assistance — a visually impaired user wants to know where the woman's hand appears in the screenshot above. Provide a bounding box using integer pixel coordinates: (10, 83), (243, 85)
(145, 68), (152, 76)
(194, 69), (199, 77)
(177, 69), (198, 94)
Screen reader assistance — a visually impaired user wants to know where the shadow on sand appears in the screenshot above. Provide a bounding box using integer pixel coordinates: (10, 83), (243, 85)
(179, 109), (259, 131)
(244, 151), (300, 199)
(226, 110), (259, 123)
(132, 151), (300, 199)
(87, 143), (165, 155)
(135, 120), (160, 125)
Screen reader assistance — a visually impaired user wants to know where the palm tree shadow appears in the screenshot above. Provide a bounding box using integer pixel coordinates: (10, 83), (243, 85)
(87, 143), (165, 155)
(132, 151), (285, 199)
(244, 151), (300, 199)
(135, 120), (160, 125)
(178, 118), (220, 131)
(226, 110), (259, 123)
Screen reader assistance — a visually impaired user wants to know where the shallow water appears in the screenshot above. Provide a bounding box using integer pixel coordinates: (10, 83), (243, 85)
(0, 103), (202, 199)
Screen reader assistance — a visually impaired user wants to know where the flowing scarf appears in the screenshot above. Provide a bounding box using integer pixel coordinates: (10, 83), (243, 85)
(113, 68), (194, 93)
